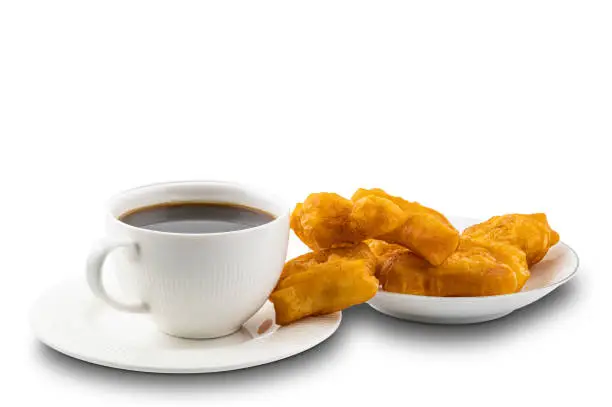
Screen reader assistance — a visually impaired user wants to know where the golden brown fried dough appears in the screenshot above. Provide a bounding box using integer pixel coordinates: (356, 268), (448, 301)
(381, 212), (558, 296)
(270, 258), (379, 326)
(352, 188), (459, 265)
(382, 237), (529, 296)
(383, 214), (460, 266)
(271, 243), (378, 325)
(290, 193), (355, 251)
(352, 188), (454, 228)
(463, 238), (531, 289)
(291, 189), (459, 265)
(380, 252), (432, 295)
(364, 239), (409, 284)
(350, 195), (407, 238)
(287, 189), (559, 302)
(279, 243), (376, 284)
(291, 193), (407, 251)
(463, 213), (559, 266)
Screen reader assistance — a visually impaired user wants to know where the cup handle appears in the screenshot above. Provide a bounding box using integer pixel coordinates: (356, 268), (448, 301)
(86, 240), (149, 313)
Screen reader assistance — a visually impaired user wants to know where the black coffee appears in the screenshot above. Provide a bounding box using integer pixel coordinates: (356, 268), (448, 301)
(119, 202), (275, 233)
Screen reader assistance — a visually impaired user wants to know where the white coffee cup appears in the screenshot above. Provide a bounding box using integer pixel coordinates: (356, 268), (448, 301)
(86, 181), (290, 339)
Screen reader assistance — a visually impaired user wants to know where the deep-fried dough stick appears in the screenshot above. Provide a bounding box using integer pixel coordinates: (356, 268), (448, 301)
(462, 213), (559, 265)
(352, 189), (460, 266)
(382, 213), (559, 296)
(290, 192), (406, 251)
(382, 237), (530, 296)
(364, 239), (408, 284)
(279, 242), (376, 284)
(270, 255), (378, 325)
(291, 189), (459, 265)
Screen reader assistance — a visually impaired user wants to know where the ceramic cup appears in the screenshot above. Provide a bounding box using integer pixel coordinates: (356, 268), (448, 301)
(86, 181), (290, 339)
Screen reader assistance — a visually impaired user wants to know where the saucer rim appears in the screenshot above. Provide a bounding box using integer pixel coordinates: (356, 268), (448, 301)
(34, 313), (343, 374)
(30, 279), (342, 374)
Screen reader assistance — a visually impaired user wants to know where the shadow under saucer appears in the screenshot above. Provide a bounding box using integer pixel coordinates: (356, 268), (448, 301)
(34, 276), (582, 391)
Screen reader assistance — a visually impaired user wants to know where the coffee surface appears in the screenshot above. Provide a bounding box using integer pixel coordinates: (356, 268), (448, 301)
(119, 202), (275, 233)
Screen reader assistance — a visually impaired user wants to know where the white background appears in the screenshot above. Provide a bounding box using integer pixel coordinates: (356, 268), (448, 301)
(1, 1), (611, 406)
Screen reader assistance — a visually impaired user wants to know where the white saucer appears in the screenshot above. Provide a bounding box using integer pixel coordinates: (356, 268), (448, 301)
(367, 216), (579, 324)
(30, 279), (341, 373)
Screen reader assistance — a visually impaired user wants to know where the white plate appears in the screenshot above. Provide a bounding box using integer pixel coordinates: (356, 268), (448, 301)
(30, 280), (341, 373)
(367, 216), (579, 324)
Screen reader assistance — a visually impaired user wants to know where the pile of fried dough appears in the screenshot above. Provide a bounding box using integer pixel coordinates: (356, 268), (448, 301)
(270, 188), (559, 325)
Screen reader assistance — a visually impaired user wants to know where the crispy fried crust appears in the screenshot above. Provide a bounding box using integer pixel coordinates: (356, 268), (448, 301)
(381, 212), (558, 297)
(287, 191), (559, 302)
(382, 237), (529, 296)
(364, 239), (409, 285)
(353, 188), (459, 266)
(291, 193), (356, 251)
(270, 244), (378, 325)
(270, 261), (379, 326)
(463, 213), (559, 266)
(279, 243), (376, 284)
(291, 189), (459, 265)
